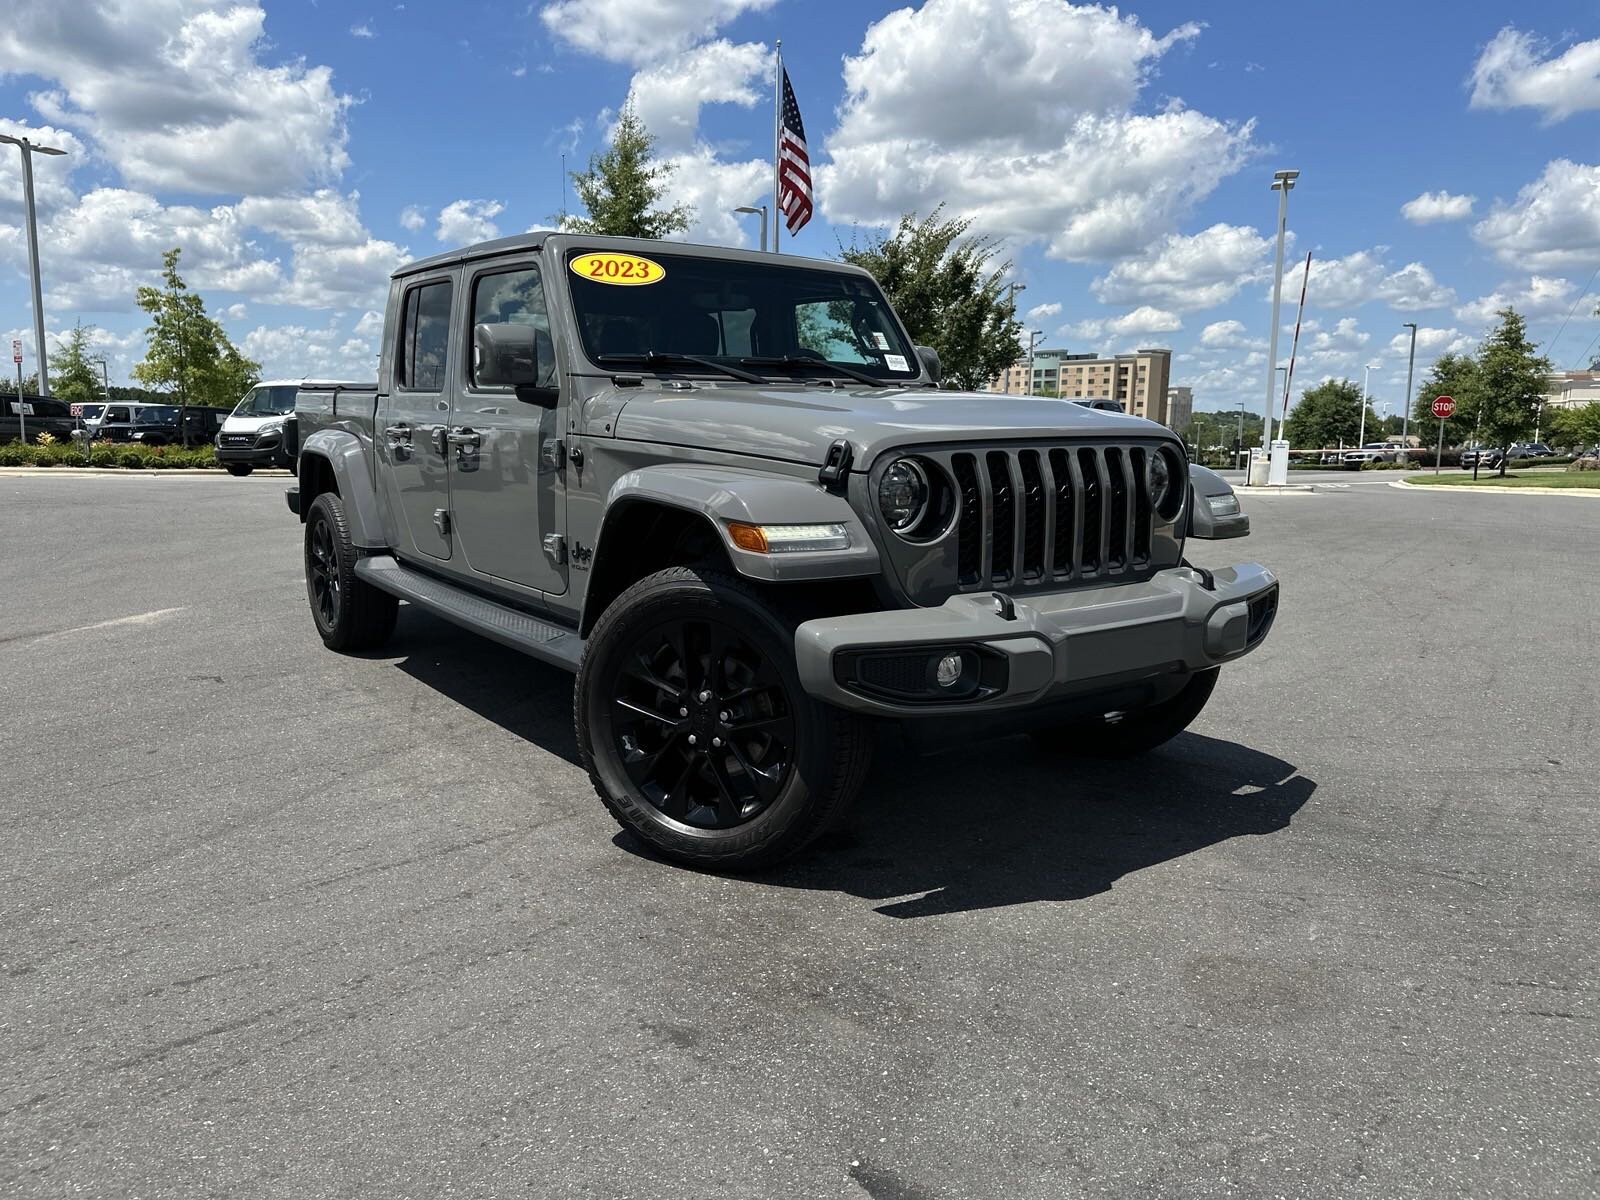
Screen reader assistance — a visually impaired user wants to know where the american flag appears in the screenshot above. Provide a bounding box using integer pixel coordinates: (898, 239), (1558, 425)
(777, 67), (812, 235)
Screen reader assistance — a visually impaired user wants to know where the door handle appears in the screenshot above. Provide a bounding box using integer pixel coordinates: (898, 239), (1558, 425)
(447, 427), (481, 447)
(383, 423), (412, 456)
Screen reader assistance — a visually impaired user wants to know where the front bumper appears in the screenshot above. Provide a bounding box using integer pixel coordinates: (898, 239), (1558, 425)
(795, 563), (1278, 716)
(214, 436), (289, 466)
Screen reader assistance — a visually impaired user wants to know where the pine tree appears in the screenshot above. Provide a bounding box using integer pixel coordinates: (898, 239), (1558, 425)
(561, 105), (692, 239)
(1474, 309), (1550, 477)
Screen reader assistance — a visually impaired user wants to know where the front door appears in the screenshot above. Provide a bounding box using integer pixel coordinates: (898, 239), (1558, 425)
(378, 273), (456, 562)
(447, 259), (568, 596)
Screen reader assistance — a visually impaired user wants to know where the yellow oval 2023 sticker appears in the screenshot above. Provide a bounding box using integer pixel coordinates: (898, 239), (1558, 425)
(569, 251), (665, 286)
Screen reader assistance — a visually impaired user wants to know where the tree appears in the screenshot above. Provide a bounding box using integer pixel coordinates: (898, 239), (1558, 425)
(1546, 402), (1600, 451)
(49, 322), (104, 404)
(1410, 351), (1482, 439)
(1283, 379), (1374, 449)
(132, 248), (259, 407)
(561, 104), (692, 239)
(1474, 308), (1550, 476)
(838, 207), (1022, 391)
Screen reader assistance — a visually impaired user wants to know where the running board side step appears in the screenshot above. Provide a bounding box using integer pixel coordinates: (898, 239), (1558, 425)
(355, 556), (584, 673)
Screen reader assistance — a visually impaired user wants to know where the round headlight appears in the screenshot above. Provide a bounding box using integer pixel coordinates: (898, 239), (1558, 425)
(877, 458), (929, 533)
(1147, 448), (1184, 519)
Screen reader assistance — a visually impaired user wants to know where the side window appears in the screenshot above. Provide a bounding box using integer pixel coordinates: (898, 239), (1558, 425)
(106, 406), (130, 423)
(400, 280), (453, 391)
(469, 267), (551, 388)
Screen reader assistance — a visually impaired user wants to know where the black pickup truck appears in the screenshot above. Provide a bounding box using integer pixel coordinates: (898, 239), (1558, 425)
(0, 395), (76, 443)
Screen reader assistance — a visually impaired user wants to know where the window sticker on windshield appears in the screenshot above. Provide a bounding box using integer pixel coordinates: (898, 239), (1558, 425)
(869, 332), (889, 350)
(884, 353), (909, 372)
(569, 252), (665, 286)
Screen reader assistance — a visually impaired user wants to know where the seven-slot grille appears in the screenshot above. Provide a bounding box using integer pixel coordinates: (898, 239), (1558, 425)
(947, 444), (1161, 590)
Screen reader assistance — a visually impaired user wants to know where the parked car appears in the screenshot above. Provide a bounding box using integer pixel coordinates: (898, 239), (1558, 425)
(95, 402), (162, 442)
(70, 402), (105, 434)
(286, 232), (1279, 869)
(215, 382), (301, 475)
(1508, 442), (1553, 459)
(0, 394), (76, 443)
(1342, 442), (1398, 469)
(123, 404), (231, 447)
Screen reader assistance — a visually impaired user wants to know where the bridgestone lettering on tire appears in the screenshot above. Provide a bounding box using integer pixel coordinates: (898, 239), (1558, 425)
(304, 491), (398, 653)
(575, 566), (870, 870)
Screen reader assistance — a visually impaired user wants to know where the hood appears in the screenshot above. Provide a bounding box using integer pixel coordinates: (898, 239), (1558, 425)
(608, 383), (1173, 467)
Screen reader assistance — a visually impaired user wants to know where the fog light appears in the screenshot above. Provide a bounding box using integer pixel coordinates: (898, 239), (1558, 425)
(934, 652), (965, 689)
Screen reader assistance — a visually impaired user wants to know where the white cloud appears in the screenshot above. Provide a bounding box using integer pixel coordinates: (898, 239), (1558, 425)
(241, 315), (381, 381)
(1268, 250), (1455, 312)
(823, 0), (1250, 261)
(1469, 27), (1600, 122)
(223, 303), (248, 319)
(0, 119), (85, 220)
(627, 40), (768, 152)
(236, 190), (369, 247)
(1199, 319), (1264, 350)
(1455, 275), (1578, 325)
(1026, 302), (1062, 320)
(1307, 317), (1368, 353)
(1061, 306), (1182, 341)
(354, 310), (385, 337)
(398, 205), (427, 232)
(1375, 262), (1456, 311)
(0, 1), (353, 195)
(1092, 223), (1271, 311)
(655, 149), (769, 246)
(1387, 327), (1476, 358)
(277, 236), (408, 309)
(1401, 191), (1475, 223)
(540, 0), (777, 65)
(436, 199), (504, 244)
(1472, 159), (1600, 270)
(350, 23), (376, 38)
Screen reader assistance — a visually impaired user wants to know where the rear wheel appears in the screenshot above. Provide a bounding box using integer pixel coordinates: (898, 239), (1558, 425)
(304, 492), (398, 652)
(226, 464), (252, 477)
(1031, 669), (1220, 758)
(576, 566), (870, 870)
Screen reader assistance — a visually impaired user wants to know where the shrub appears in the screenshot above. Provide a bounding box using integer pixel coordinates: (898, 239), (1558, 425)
(34, 431), (57, 447)
(1571, 457), (1599, 472)
(0, 442), (30, 466)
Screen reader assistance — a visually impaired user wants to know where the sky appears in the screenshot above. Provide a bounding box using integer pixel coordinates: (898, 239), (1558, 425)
(3, 0), (1600, 416)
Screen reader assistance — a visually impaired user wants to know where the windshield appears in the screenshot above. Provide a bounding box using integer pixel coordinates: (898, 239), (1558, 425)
(140, 405), (180, 425)
(565, 249), (921, 383)
(233, 385), (296, 416)
(78, 404), (104, 419)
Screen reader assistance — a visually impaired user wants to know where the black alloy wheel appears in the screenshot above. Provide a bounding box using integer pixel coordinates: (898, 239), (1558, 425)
(306, 512), (341, 631)
(610, 616), (797, 830)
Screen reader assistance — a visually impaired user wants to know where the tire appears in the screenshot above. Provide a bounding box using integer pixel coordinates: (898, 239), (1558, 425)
(226, 464), (253, 477)
(304, 492), (398, 653)
(575, 566), (870, 871)
(1031, 668), (1220, 759)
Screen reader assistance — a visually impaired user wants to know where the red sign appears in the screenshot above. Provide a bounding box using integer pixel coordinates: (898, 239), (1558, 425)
(1432, 395), (1456, 419)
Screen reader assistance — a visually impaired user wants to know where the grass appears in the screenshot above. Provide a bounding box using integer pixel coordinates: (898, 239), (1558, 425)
(1404, 471), (1600, 489)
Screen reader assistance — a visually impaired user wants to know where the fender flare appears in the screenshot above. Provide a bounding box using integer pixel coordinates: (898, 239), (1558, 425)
(299, 429), (385, 548)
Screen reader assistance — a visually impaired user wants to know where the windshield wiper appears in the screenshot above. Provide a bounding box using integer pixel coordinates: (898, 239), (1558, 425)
(738, 355), (898, 388)
(594, 351), (767, 385)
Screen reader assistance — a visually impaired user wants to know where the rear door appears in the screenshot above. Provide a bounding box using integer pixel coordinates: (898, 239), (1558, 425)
(377, 271), (457, 562)
(446, 257), (568, 596)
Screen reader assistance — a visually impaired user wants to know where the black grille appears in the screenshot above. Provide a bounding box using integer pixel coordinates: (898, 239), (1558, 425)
(942, 443), (1169, 593)
(221, 434), (254, 446)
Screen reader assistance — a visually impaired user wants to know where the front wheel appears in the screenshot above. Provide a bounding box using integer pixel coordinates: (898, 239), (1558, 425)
(304, 492), (398, 652)
(575, 566), (870, 870)
(226, 464), (252, 477)
(1031, 669), (1220, 758)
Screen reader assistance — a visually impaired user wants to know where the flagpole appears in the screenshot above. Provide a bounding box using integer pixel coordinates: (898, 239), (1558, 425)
(772, 38), (782, 255)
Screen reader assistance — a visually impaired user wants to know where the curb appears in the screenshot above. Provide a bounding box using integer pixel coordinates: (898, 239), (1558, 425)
(1236, 485), (1318, 496)
(1391, 479), (1600, 498)
(0, 467), (293, 478)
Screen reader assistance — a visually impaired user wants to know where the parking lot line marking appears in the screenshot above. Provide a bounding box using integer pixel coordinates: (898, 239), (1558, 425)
(9, 607), (191, 648)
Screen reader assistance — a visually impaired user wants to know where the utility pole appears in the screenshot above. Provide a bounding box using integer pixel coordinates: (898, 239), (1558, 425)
(1, 133), (68, 398)
(1260, 169), (1299, 483)
(1401, 322), (1418, 457)
(1004, 283), (1027, 392)
(1359, 364), (1372, 449)
(1026, 329), (1044, 397)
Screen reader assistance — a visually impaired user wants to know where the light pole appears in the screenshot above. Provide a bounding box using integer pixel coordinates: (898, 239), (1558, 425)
(91, 357), (111, 399)
(1359, 364), (1372, 449)
(1261, 168), (1299, 484)
(1026, 329), (1044, 396)
(1002, 284), (1027, 392)
(1401, 322), (1418, 457)
(734, 205), (768, 252)
(0, 132), (68, 397)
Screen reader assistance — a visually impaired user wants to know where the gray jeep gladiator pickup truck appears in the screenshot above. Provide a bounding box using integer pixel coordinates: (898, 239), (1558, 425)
(286, 233), (1276, 869)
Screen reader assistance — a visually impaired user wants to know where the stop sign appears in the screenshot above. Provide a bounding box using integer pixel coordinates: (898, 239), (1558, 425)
(1432, 395), (1456, 419)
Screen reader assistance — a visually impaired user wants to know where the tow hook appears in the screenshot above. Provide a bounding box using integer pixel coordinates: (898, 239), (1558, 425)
(991, 592), (1017, 620)
(1182, 559), (1217, 591)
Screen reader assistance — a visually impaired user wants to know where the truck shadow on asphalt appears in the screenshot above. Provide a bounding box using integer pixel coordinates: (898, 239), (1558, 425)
(765, 731), (1315, 917)
(385, 610), (1314, 918)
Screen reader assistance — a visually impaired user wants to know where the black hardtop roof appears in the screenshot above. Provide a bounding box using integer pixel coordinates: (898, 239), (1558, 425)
(394, 232), (874, 282)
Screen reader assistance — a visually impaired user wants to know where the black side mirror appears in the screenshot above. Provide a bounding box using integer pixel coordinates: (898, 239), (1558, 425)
(915, 344), (942, 384)
(474, 322), (557, 405)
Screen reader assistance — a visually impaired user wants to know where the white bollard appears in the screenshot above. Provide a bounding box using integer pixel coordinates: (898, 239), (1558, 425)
(1268, 439), (1290, 486)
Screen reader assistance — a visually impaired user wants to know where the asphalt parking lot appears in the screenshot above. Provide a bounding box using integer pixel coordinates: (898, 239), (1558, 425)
(2, 471), (1595, 1199)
